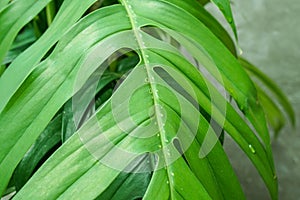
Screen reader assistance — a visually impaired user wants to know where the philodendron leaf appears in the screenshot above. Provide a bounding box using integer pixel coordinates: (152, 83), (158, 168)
(210, 0), (238, 40)
(0, 0), (97, 114)
(0, 0), (279, 199)
(198, 0), (210, 5)
(239, 57), (295, 127)
(0, 0), (51, 64)
(62, 72), (120, 142)
(2, 26), (37, 65)
(13, 114), (62, 191)
(0, 65), (5, 77)
(256, 86), (286, 136)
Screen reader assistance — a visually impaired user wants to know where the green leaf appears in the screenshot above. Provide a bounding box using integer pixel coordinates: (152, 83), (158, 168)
(0, 65), (5, 77)
(0, 0), (279, 199)
(239, 57), (295, 126)
(210, 0), (238, 40)
(0, 5), (133, 195)
(0, 0), (51, 64)
(256, 86), (286, 136)
(2, 25), (37, 65)
(0, 0), (97, 114)
(198, 0), (210, 5)
(13, 114), (62, 191)
(62, 72), (120, 142)
(95, 155), (152, 200)
(0, 0), (10, 12)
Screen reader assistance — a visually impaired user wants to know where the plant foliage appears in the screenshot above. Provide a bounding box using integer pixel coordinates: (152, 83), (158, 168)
(0, 0), (294, 199)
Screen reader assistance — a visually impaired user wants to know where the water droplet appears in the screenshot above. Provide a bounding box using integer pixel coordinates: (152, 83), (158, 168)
(157, 134), (160, 137)
(238, 46), (243, 55)
(248, 144), (256, 154)
(227, 16), (233, 23)
(145, 78), (149, 82)
(217, 3), (224, 11)
(158, 145), (162, 148)
(166, 181), (169, 184)
(171, 172), (174, 176)
(256, 99), (260, 105)
(293, 157), (299, 163)
(273, 174), (277, 180)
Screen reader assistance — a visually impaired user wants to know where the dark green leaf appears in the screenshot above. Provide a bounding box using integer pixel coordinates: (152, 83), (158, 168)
(13, 114), (62, 191)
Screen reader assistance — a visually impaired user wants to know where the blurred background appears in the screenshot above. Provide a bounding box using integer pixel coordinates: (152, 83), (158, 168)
(207, 0), (300, 199)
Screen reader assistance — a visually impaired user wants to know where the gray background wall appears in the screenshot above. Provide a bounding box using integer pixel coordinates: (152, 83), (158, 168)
(207, 0), (300, 199)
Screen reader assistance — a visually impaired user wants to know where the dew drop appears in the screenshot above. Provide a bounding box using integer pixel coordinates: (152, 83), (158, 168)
(158, 145), (162, 148)
(166, 181), (169, 184)
(145, 78), (149, 82)
(217, 3), (224, 11)
(238, 46), (243, 55)
(248, 144), (256, 154)
(227, 16), (233, 23)
(157, 133), (160, 137)
(171, 172), (174, 176)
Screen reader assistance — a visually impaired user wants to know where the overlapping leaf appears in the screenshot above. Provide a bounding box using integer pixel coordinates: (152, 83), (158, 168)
(0, 0), (97, 113)
(210, 0), (238, 40)
(239, 57), (295, 135)
(0, 0), (281, 199)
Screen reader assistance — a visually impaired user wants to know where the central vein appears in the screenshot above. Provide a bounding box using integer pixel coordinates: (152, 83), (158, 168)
(121, 0), (174, 192)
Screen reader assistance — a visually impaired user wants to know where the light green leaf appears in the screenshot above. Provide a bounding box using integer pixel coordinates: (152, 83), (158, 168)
(0, 0), (51, 64)
(2, 25), (36, 65)
(0, 0), (10, 12)
(0, 0), (97, 113)
(210, 0), (238, 40)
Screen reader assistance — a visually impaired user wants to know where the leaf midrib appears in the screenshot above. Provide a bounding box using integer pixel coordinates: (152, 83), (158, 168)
(121, 0), (174, 197)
